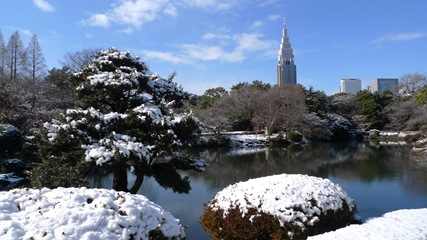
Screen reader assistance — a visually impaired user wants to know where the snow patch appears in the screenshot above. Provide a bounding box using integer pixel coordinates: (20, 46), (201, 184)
(308, 208), (427, 240)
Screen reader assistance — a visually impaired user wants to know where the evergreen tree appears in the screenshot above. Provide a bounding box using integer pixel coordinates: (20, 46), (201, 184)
(25, 34), (47, 82)
(33, 48), (203, 193)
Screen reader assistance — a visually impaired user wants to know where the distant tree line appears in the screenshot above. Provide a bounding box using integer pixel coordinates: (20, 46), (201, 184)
(193, 74), (427, 141)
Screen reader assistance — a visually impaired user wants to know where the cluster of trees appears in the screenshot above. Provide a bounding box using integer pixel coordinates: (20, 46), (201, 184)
(193, 74), (427, 141)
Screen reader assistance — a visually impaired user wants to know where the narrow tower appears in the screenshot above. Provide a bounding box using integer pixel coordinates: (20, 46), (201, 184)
(277, 18), (297, 86)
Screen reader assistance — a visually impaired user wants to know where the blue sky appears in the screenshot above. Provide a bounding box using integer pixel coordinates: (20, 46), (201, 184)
(1, 0), (426, 95)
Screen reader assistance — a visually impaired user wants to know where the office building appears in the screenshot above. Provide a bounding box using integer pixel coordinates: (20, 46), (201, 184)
(370, 78), (398, 94)
(340, 78), (361, 94)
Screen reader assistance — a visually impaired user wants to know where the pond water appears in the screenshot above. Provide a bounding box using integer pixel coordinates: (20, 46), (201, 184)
(87, 142), (427, 239)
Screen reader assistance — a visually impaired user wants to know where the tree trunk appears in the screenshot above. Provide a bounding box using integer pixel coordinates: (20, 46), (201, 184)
(129, 171), (144, 194)
(113, 165), (128, 192)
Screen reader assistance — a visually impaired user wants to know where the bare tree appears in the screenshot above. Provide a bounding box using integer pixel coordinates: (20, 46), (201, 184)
(399, 73), (427, 95)
(5, 31), (26, 82)
(0, 30), (6, 84)
(60, 48), (101, 73)
(252, 85), (306, 140)
(25, 34), (47, 82)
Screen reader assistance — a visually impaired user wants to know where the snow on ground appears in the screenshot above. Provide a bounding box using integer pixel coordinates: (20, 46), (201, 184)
(0, 187), (185, 240)
(228, 133), (267, 148)
(209, 173), (355, 228)
(308, 208), (427, 240)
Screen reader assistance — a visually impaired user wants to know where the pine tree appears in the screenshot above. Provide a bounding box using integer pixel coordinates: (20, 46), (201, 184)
(25, 34), (47, 82)
(34, 48), (203, 193)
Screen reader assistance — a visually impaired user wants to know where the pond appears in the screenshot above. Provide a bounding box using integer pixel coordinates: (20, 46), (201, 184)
(87, 142), (427, 239)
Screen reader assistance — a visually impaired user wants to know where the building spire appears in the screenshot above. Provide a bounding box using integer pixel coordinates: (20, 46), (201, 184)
(276, 17), (297, 86)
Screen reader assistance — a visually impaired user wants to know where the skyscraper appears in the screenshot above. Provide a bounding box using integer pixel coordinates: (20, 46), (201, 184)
(277, 18), (297, 86)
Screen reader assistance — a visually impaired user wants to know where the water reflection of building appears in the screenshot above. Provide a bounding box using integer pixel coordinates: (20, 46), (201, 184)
(340, 78), (361, 94)
(277, 17), (297, 86)
(370, 78), (398, 94)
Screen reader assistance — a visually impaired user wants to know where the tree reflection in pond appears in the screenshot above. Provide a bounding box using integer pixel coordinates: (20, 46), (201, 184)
(87, 142), (427, 240)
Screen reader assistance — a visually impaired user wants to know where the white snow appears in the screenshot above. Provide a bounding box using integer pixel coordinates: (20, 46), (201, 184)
(0, 187), (185, 240)
(308, 208), (427, 240)
(208, 173), (355, 228)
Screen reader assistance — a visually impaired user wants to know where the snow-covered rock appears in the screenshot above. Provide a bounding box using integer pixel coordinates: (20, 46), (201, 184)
(308, 208), (427, 240)
(202, 173), (356, 239)
(0, 187), (185, 240)
(0, 173), (25, 190)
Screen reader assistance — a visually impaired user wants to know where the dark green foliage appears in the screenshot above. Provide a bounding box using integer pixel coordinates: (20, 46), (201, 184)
(286, 130), (303, 142)
(415, 84), (427, 105)
(195, 87), (228, 110)
(305, 86), (330, 116)
(0, 124), (23, 156)
(355, 90), (394, 130)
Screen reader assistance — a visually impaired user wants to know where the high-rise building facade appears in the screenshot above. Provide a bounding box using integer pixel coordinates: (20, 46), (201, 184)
(340, 78), (361, 94)
(277, 18), (297, 86)
(370, 78), (398, 94)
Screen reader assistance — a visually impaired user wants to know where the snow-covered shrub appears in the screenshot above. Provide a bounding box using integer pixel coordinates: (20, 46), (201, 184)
(201, 174), (356, 240)
(0, 187), (185, 239)
(0, 124), (22, 156)
(326, 113), (354, 141)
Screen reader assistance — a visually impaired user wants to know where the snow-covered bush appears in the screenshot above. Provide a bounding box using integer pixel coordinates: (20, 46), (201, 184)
(33, 48), (203, 193)
(326, 113), (355, 141)
(0, 187), (185, 239)
(0, 124), (22, 156)
(201, 174), (356, 240)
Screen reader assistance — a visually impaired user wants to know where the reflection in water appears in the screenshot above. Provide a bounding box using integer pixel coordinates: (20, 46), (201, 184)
(87, 142), (427, 240)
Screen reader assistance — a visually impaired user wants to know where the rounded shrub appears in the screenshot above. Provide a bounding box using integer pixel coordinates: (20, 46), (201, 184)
(286, 130), (303, 142)
(201, 174), (357, 240)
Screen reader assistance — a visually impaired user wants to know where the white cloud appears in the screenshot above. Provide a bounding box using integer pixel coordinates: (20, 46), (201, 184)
(372, 32), (427, 44)
(32, 0), (55, 12)
(235, 33), (275, 52)
(143, 32), (276, 64)
(82, 0), (169, 29)
(251, 20), (265, 28)
(143, 50), (194, 64)
(268, 14), (280, 21)
(83, 13), (111, 28)
(179, 0), (237, 11)
(164, 3), (178, 16)
(259, 0), (279, 7)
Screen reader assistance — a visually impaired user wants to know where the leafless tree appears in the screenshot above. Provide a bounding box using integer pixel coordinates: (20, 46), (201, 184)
(329, 93), (358, 118)
(252, 85), (306, 140)
(60, 48), (101, 73)
(5, 31), (26, 82)
(25, 34), (47, 82)
(0, 30), (6, 84)
(399, 73), (427, 95)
